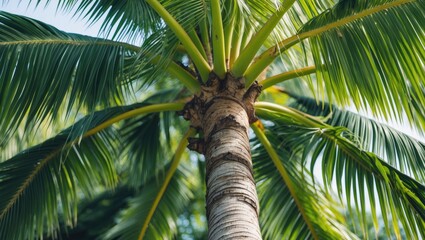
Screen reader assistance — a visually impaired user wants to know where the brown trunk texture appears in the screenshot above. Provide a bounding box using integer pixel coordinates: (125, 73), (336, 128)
(181, 74), (262, 239)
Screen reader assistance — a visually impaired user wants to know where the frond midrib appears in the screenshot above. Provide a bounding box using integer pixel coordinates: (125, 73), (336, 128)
(287, 0), (415, 48)
(0, 143), (65, 221)
(0, 39), (140, 52)
(299, 0), (414, 36)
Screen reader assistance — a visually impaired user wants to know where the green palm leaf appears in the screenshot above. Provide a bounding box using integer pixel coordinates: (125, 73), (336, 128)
(0, 130), (118, 239)
(25, 0), (162, 42)
(295, 0), (335, 19)
(118, 89), (188, 187)
(129, 27), (181, 88)
(3, 0), (425, 239)
(120, 113), (177, 187)
(0, 101), (184, 239)
(104, 166), (194, 240)
(272, 0), (335, 43)
(252, 132), (358, 239)
(256, 102), (425, 239)
(161, 0), (207, 30)
(51, 186), (135, 239)
(300, 0), (425, 129)
(0, 11), (138, 144)
(70, 0), (162, 41)
(291, 95), (425, 181)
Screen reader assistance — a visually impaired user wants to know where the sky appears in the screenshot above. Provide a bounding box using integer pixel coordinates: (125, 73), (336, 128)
(1, 1), (101, 37)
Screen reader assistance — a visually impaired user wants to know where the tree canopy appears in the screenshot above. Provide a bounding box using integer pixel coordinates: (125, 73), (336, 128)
(1, 0), (425, 239)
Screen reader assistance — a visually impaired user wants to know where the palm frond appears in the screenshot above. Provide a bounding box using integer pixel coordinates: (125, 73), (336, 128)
(128, 0), (208, 86)
(160, 0), (207, 30)
(129, 27), (181, 88)
(231, 0), (296, 80)
(51, 154), (204, 239)
(120, 112), (182, 187)
(51, 165), (202, 240)
(0, 129), (118, 239)
(299, 0), (425, 130)
(223, 0), (282, 36)
(50, 186), (135, 240)
(252, 127), (358, 240)
(145, 0), (211, 81)
(255, 102), (425, 239)
(268, 0), (335, 44)
(294, 0), (335, 20)
(117, 89), (188, 187)
(104, 166), (194, 240)
(161, 0), (208, 62)
(237, 0), (333, 81)
(0, 100), (185, 239)
(291, 95), (425, 181)
(232, 0), (334, 45)
(0, 11), (138, 144)
(219, 0), (313, 72)
(25, 0), (162, 42)
(72, 0), (162, 42)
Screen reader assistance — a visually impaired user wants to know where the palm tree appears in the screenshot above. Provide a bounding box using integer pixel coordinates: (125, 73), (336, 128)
(1, 0), (425, 239)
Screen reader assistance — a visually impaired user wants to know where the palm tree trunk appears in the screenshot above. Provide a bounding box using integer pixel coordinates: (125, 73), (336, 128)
(204, 97), (262, 239)
(182, 74), (262, 239)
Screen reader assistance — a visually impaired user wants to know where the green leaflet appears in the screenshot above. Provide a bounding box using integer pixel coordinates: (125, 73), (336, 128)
(0, 101), (183, 239)
(0, 11), (136, 145)
(0, 130), (118, 239)
(104, 167), (194, 240)
(252, 129), (358, 239)
(256, 102), (425, 239)
(301, 0), (425, 130)
(291, 95), (425, 181)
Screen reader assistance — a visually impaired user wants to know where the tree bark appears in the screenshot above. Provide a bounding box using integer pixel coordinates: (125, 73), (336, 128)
(181, 74), (262, 239)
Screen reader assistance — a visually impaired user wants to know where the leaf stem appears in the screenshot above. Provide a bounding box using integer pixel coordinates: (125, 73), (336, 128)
(210, 0), (226, 78)
(255, 101), (323, 127)
(199, 17), (212, 66)
(84, 103), (184, 137)
(261, 66), (316, 89)
(251, 122), (319, 240)
(231, 1), (295, 80)
(240, 26), (253, 51)
(145, 0), (211, 81)
(188, 29), (208, 60)
(229, 17), (244, 68)
(137, 128), (196, 240)
(166, 62), (200, 93)
(224, 16), (235, 69)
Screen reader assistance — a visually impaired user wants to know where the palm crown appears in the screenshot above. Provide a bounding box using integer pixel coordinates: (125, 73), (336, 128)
(1, 0), (425, 239)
